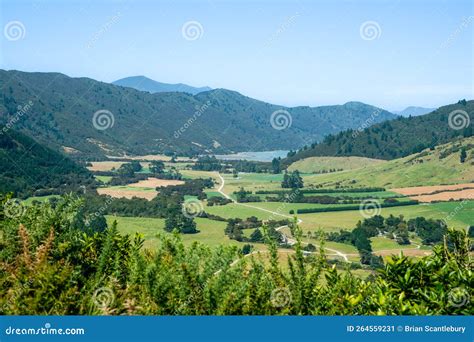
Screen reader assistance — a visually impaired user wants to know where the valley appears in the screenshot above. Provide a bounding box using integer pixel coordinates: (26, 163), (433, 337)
(1, 0), (473, 321)
(60, 134), (474, 272)
(1, 72), (472, 316)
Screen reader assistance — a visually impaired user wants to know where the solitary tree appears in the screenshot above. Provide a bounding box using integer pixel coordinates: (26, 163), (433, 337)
(460, 148), (467, 163)
(150, 160), (165, 174)
(271, 158), (281, 174)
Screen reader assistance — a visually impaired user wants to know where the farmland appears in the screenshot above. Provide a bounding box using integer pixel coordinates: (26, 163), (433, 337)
(287, 156), (386, 173)
(294, 137), (474, 188)
(77, 143), (474, 272)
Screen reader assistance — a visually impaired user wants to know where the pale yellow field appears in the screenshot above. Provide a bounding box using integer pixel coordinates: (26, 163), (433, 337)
(288, 156), (386, 173)
(128, 177), (184, 188)
(97, 188), (157, 200)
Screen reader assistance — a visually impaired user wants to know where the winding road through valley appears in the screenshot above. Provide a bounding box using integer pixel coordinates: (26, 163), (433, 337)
(216, 173), (350, 262)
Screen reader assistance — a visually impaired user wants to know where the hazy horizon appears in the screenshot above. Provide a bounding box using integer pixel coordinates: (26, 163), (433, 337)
(1, 0), (473, 111)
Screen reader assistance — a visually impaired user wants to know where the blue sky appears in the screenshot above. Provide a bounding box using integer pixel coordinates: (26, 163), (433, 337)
(0, 0), (472, 110)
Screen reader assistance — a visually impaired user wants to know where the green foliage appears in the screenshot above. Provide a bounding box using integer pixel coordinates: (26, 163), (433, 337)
(0, 195), (472, 315)
(271, 158), (281, 174)
(285, 101), (474, 162)
(460, 147), (467, 163)
(281, 170), (304, 189)
(0, 70), (397, 158)
(297, 200), (419, 214)
(165, 211), (198, 234)
(0, 130), (95, 197)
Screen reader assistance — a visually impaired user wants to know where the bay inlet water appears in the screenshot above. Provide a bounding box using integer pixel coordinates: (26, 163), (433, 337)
(214, 150), (289, 162)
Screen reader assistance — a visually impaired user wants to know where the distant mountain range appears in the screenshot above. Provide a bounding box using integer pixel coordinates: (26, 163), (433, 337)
(113, 76), (212, 95)
(393, 106), (436, 117)
(0, 70), (397, 159)
(284, 100), (473, 163)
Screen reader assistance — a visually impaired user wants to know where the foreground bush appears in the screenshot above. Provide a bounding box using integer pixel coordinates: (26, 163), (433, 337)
(0, 195), (472, 315)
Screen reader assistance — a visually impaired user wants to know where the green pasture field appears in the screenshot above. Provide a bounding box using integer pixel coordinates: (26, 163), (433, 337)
(296, 201), (473, 232)
(220, 172), (287, 193)
(287, 156), (386, 174)
(23, 195), (60, 205)
(95, 175), (112, 184)
(107, 215), (256, 250)
(205, 190), (224, 198)
(297, 137), (474, 188)
(180, 170), (220, 182)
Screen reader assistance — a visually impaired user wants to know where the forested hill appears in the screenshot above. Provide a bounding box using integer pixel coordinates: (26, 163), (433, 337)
(0, 129), (95, 197)
(284, 100), (473, 164)
(0, 70), (395, 158)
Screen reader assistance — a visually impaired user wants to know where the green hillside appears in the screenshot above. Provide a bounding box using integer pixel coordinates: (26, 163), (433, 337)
(300, 136), (474, 188)
(0, 129), (95, 197)
(0, 70), (396, 159)
(287, 156), (386, 173)
(285, 100), (473, 163)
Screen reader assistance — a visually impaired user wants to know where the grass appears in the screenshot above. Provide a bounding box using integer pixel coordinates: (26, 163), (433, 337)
(370, 237), (418, 250)
(295, 201), (473, 232)
(288, 156), (386, 173)
(23, 195), (60, 205)
(180, 170), (220, 182)
(95, 175), (112, 184)
(107, 215), (258, 250)
(220, 172), (286, 194)
(300, 137), (474, 188)
(204, 190), (224, 198)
